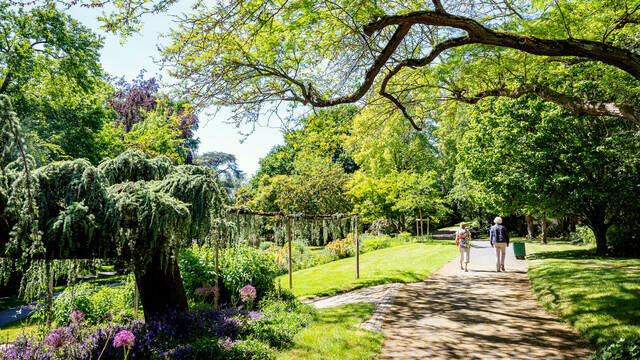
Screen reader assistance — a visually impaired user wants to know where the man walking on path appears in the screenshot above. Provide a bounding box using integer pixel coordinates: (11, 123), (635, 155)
(490, 216), (509, 272)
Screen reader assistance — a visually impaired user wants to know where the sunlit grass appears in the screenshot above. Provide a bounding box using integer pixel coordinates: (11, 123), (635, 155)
(0, 317), (42, 343)
(278, 303), (383, 360)
(527, 243), (640, 346)
(277, 242), (458, 299)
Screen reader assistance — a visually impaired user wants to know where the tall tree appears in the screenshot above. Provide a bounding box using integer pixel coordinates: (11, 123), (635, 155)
(456, 96), (640, 255)
(196, 151), (245, 197)
(1, 100), (227, 319)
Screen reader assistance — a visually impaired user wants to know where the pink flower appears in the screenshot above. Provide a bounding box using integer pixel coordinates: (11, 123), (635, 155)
(247, 311), (263, 321)
(70, 310), (85, 324)
(218, 336), (234, 351)
(45, 331), (64, 349)
(113, 329), (135, 348)
(239, 285), (256, 303)
(195, 283), (218, 297)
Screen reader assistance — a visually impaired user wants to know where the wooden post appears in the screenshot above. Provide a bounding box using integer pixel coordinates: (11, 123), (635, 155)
(355, 216), (359, 279)
(214, 239), (219, 309)
(287, 217), (293, 289)
(46, 263), (54, 329)
(415, 216), (419, 240)
(427, 218), (430, 238)
(419, 209), (424, 241)
(134, 282), (139, 320)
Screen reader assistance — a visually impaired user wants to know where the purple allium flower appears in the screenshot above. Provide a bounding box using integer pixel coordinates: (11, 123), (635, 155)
(247, 311), (263, 321)
(195, 283), (218, 297)
(218, 336), (234, 351)
(70, 310), (85, 324)
(45, 330), (64, 348)
(239, 285), (257, 302)
(113, 329), (135, 348)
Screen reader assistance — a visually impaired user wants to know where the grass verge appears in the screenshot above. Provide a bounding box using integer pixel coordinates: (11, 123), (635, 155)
(277, 242), (458, 299)
(527, 242), (640, 346)
(278, 303), (383, 360)
(0, 317), (41, 343)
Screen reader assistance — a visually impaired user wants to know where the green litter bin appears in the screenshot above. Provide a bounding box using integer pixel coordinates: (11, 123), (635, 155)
(513, 242), (526, 260)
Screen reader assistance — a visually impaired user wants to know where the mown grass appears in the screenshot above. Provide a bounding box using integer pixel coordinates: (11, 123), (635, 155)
(278, 303), (383, 360)
(0, 317), (42, 343)
(277, 242), (458, 299)
(527, 242), (640, 346)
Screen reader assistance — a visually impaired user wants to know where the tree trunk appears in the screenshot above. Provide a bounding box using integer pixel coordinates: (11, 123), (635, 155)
(585, 210), (609, 256)
(541, 213), (548, 244)
(134, 255), (189, 322)
(590, 221), (610, 256)
(526, 214), (535, 239)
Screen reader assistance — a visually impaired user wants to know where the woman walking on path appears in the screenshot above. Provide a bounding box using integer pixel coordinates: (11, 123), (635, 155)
(456, 222), (472, 272)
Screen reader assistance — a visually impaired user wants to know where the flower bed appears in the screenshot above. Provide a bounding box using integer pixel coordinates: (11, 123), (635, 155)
(0, 288), (316, 360)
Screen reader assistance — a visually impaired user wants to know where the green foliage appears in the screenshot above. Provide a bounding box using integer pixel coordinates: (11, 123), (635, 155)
(588, 337), (640, 360)
(248, 296), (316, 348)
(122, 105), (188, 163)
(607, 225), (640, 258)
(179, 244), (217, 303)
(227, 338), (274, 360)
(569, 226), (595, 245)
(221, 244), (278, 302)
(50, 280), (135, 325)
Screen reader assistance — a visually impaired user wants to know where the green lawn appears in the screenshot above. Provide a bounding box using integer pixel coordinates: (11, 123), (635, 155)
(0, 317), (42, 343)
(278, 303), (383, 360)
(277, 242), (458, 299)
(527, 242), (640, 346)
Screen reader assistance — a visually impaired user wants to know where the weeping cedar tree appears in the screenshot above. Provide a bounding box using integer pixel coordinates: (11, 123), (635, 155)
(0, 95), (228, 320)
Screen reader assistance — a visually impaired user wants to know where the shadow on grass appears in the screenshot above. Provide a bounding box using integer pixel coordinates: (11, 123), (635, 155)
(528, 246), (640, 346)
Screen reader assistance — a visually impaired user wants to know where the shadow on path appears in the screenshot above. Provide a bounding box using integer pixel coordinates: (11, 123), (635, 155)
(378, 241), (591, 360)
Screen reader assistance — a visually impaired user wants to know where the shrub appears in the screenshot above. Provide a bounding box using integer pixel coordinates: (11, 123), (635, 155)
(361, 235), (390, 253)
(51, 283), (94, 325)
(588, 337), (640, 360)
(227, 338), (274, 360)
(397, 232), (412, 242)
(607, 224), (640, 257)
(369, 218), (393, 235)
(179, 244), (217, 303)
(325, 234), (355, 258)
(569, 225), (595, 245)
(247, 297), (316, 348)
(49, 279), (136, 326)
(222, 244), (278, 302)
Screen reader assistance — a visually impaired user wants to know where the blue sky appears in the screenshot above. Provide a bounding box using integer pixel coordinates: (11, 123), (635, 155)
(67, 5), (284, 176)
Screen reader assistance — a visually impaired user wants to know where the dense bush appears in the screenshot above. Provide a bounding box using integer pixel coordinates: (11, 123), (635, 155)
(265, 241), (338, 274)
(180, 244), (278, 304)
(607, 225), (640, 257)
(246, 292), (316, 348)
(569, 225), (595, 245)
(368, 218), (393, 235)
(179, 244), (217, 303)
(49, 280), (135, 325)
(361, 234), (391, 252)
(222, 244), (278, 303)
(325, 234), (355, 258)
(588, 337), (640, 360)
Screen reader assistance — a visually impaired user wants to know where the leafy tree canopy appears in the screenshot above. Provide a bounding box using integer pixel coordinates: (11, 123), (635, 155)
(455, 95), (640, 254)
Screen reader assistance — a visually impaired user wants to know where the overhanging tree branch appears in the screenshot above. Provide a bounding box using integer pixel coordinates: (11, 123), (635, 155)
(451, 84), (640, 124)
(363, 11), (640, 80)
